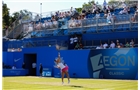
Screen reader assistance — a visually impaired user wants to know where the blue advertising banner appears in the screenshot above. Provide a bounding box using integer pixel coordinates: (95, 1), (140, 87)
(3, 47), (138, 79)
(3, 69), (28, 76)
(42, 68), (52, 77)
(88, 48), (138, 79)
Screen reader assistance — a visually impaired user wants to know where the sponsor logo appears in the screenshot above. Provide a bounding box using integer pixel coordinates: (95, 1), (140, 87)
(14, 58), (21, 62)
(90, 49), (136, 78)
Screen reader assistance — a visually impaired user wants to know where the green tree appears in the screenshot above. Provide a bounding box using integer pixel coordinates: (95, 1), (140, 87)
(108, 0), (117, 5)
(2, 2), (10, 29)
(82, 0), (95, 10)
(76, 8), (82, 13)
(10, 12), (20, 24)
(19, 9), (32, 20)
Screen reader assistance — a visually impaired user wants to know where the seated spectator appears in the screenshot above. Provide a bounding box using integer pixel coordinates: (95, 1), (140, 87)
(79, 42), (83, 49)
(103, 6), (107, 12)
(110, 5), (114, 12)
(11, 48), (15, 52)
(76, 16), (82, 27)
(48, 20), (53, 28)
(122, 2), (127, 8)
(42, 21), (46, 28)
(95, 11), (100, 19)
(116, 39), (123, 47)
(103, 0), (107, 9)
(44, 20), (50, 29)
(28, 22), (33, 32)
(74, 42), (80, 49)
(134, 11), (138, 22)
(51, 15), (56, 21)
(81, 14), (86, 20)
(103, 42), (108, 49)
(67, 11), (72, 16)
(116, 42), (121, 48)
(55, 12), (59, 17)
(133, 4), (138, 11)
(100, 43), (104, 49)
(70, 7), (77, 16)
(92, 7), (97, 14)
(35, 14), (40, 21)
(36, 22), (41, 30)
(119, 7), (128, 14)
(96, 43), (104, 49)
(97, 7), (101, 13)
(82, 9), (86, 15)
(17, 48), (21, 52)
(107, 13), (112, 24)
(130, 39), (135, 47)
(106, 5), (111, 12)
(12, 65), (16, 69)
(131, 15), (135, 22)
(53, 20), (58, 28)
(111, 14), (117, 23)
(88, 9), (91, 15)
(125, 42), (130, 48)
(104, 10), (108, 18)
(127, 6), (130, 14)
(69, 17), (76, 27)
(110, 41), (115, 48)
(73, 35), (78, 47)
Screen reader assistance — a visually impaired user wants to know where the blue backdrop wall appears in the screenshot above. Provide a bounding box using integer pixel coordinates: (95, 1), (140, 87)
(3, 47), (138, 80)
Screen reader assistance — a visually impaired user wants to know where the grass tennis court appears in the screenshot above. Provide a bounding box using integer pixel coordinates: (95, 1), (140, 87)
(3, 76), (138, 90)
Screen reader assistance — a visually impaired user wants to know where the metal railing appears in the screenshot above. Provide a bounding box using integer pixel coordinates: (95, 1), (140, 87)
(5, 14), (138, 39)
(6, 39), (68, 50)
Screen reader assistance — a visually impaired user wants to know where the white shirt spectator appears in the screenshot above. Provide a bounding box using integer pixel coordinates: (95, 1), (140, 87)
(130, 40), (134, 47)
(110, 42), (115, 48)
(32, 63), (36, 68)
(103, 0), (107, 7)
(92, 7), (96, 13)
(11, 48), (15, 52)
(70, 37), (74, 44)
(69, 19), (76, 27)
(107, 13), (112, 20)
(12, 66), (16, 69)
(35, 15), (40, 21)
(95, 13), (100, 18)
(48, 21), (53, 28)
(103, 43), (108, 49)
(122, 2), (127, 8)
(53, 21), (58, 26)
(73, 37), (78, 43)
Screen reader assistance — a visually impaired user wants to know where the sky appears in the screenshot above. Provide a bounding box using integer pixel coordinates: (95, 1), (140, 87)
(3, 0), (109, 16)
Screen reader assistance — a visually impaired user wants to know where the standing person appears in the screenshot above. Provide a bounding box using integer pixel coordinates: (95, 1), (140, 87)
(39, 63), (43, 77)
(69, 36), (74, 49)
(73, 35), (78, 48)
(55, 54), (70, 84)
(32, 62), (36, 76)
(22, 62), (25, 69)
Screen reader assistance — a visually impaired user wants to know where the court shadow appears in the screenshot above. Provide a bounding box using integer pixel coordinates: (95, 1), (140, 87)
(69, 85), (83, 88)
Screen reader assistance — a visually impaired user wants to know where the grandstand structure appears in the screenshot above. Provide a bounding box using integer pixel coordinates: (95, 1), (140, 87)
(3, 4), (138, 50)
(2, 1), (138, 79)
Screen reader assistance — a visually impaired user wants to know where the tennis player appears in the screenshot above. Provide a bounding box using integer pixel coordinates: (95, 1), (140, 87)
(54, 53), (70, 84)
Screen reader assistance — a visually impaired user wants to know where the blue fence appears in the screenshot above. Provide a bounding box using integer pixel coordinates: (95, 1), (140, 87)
(3, 47), (138, 79)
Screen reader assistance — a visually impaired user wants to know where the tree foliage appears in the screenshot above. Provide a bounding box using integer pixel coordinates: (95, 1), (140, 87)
(82, 0), (95, 10)
(108, 0), (118, 5)
(19, 9), (32, 20)
(2, 3), (10, 29)
(76, 8), (82, 13)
